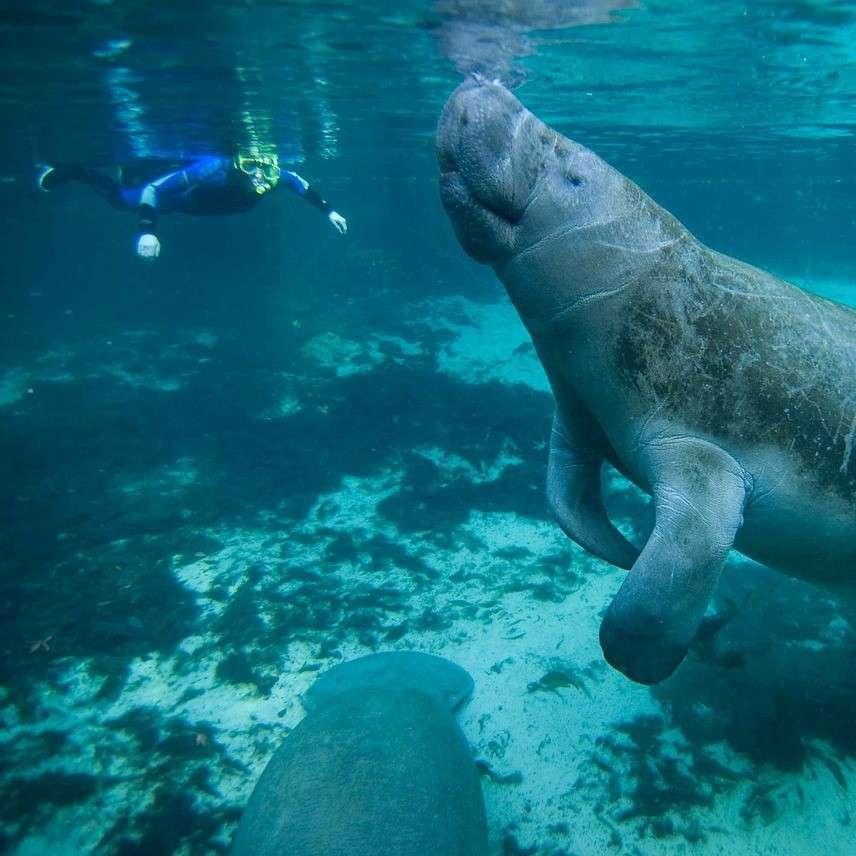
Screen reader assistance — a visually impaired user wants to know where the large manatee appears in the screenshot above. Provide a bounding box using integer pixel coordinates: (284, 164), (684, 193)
(437, 78), (856, 684)
(230, 652), (488, 855)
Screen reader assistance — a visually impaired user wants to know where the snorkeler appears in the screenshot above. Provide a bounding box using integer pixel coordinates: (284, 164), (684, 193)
(37, 152), (347, 260)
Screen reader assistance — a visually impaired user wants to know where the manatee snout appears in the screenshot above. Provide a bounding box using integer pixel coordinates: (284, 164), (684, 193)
(437, 77), (523, 189)
(438, 79), (536, 261)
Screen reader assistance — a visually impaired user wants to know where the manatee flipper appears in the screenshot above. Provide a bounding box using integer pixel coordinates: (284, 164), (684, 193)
(547, 411), (640, 570)
(599, 439), (750, 684)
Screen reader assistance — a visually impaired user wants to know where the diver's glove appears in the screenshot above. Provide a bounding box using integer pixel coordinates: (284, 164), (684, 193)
(136, 233), (161, 260)
(328, 211), (347, 235)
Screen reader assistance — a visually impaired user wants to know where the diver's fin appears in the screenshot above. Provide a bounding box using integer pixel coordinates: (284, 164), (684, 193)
(37, 165), (58, 192)
(547, 412), (639, 570)
(599, 439), (749, 684)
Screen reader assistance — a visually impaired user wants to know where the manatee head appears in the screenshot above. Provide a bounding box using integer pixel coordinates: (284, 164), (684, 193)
(302, 652), (475, 714)
(437, 78), (688, 318)
(438, 77), (615, 259)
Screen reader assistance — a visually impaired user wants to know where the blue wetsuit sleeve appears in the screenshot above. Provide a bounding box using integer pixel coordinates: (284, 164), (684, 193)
(282, 170), (333, 214)
(136, 157), (230, 236)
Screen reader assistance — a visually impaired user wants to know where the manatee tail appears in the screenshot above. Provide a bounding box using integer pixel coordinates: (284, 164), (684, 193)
(303, 652), (474, 713)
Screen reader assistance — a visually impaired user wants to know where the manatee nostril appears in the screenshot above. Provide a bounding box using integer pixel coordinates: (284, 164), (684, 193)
(461, 112), (469, 127)
(567, 174), (583, 187)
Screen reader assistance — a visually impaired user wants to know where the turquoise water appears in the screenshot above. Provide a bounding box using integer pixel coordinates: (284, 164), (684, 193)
(1, 2), (855, 853)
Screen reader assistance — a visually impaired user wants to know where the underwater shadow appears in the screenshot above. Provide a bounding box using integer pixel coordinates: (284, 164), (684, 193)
(658, 563), (856, 769)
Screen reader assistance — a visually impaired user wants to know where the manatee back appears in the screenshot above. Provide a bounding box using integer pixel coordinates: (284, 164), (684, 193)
(302, 650), (475, 713)
(230, 653), (487, 856)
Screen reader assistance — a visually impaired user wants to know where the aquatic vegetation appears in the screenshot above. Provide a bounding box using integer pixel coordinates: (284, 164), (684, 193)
(99, 787), (242, 854)
(527, 663), (591, 698)
(476, 759), (524, 785)
(0, 773), (99, 839)
(503, 552), (580, 603)
(568, 712), (748, 845)
(739, 782), (782, 827)
(499, 832), (539, 855)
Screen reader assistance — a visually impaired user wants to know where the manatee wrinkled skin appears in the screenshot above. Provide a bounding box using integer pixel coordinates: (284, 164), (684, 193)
(230, 652), (488, 856)
(437, 78), (856, 684)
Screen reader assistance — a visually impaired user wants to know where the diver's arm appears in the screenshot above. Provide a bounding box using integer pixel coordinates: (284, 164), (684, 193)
(135, 183), (160, 260)
(283, 170), (347, 234)
(133, 158), (228, 259)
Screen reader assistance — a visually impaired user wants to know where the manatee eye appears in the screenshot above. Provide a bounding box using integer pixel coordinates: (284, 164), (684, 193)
(566, 173), (583, 187)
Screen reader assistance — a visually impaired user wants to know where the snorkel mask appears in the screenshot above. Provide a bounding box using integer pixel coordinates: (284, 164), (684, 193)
(236, 151), (281, 195)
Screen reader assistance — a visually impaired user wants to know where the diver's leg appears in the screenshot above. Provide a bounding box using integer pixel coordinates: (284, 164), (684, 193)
(38, 164), (122, 206)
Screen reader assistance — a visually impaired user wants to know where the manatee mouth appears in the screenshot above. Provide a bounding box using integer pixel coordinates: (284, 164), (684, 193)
(442, 170), (521, 227)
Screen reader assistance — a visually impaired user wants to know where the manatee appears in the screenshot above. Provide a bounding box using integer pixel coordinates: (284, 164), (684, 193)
(230, 652), (488, 856)
(437, 78), (856, 684)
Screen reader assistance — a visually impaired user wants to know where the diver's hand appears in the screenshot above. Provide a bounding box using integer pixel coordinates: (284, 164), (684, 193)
(328, 211), (347, 235)
(136, 233), (161, 260)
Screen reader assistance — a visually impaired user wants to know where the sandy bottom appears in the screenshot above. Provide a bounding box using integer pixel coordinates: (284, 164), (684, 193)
(1, 282), (854, 855)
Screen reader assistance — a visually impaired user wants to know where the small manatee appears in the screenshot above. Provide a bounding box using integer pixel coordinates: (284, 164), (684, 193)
(230, 651), (488, 856)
